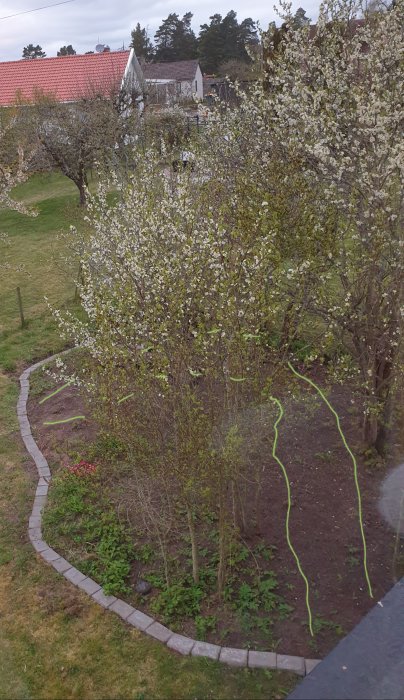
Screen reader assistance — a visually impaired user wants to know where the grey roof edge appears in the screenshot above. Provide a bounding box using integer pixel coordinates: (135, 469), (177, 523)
(288, 580), (404, 700)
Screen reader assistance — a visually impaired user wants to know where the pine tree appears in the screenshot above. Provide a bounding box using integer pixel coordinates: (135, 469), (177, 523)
(198, 14), (224, 73)
(172, 12), (198, 60)
(198, 12), (258, 73)
(57, 45), (76, 56)
(130, 23), (154, 61)
(154, 12), (197, 62)
(22, 44), (46, 59)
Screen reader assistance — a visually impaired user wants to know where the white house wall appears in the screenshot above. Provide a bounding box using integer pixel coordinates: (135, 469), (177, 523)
(122, 49), (145, 111)
(178, 66), (203, 100)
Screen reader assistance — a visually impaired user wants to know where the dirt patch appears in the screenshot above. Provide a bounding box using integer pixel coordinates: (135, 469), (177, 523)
(27, 369), (404, 659)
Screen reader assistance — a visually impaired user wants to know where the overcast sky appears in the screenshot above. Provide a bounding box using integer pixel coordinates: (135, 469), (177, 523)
(0, 0), (321, 62)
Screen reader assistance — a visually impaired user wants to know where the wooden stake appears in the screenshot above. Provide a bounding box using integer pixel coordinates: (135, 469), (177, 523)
(16, 286), (26, 329)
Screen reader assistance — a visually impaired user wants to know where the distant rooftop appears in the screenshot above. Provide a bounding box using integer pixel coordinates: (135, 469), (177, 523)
(0, 50), (131, 106)
(143, 60), (200, 82)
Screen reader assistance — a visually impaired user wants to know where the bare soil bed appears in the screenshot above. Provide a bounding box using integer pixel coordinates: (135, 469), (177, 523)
(28, 363), (404, 659)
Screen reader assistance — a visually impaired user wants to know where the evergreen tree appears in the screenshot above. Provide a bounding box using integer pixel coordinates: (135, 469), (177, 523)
(292, 7), (311, 27)
(198, 12), (258, 73)
(22, 44), (46, 59)
(57, 45), (76, 56)
(154, 12), (197, 62)
(173, 12), (198, 60)
(130, 23), (154, 61)
(198, 14), (225, 73)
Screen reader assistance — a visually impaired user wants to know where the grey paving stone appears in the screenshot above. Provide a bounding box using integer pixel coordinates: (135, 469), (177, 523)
(20, 425), (32, 438)
(28, 526), (42, 541)
(35, 484), (49, 497)
(33, 495), (47, 509)
(127, 609), (154, 631)
(20, 370), (30, 381)
(29, 515), (42, 529)
(167, 634), (195, 655)
(33, 453), (49, 469)
(219, 647), (248, 667)
(64, 567), (87, 585)
(92, 589), (117, 608)
(248, 650), (277, 669)
(77, 577), (101, 595)
(109, 599), (134, 620)
(38, 477), (50, 486)
(40, 547), (60, 563)
(31, 505), (43, 517)
(23, 435), (37, 453)
(20, 379), (30, 386)
(277, 654), (305, 676)
(191, 641), (221, 661)
(29, 444), (45, 460)
(37, 465), (51, 477)
(305, 659), (321, 675)
(17, 407), (27, 417)
(32, 539), (48, 552)
(146, 621), (173, 643)
(51, 557), (72, 573)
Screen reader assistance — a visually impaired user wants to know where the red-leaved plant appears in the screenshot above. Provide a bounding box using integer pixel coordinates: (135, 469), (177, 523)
(67, 460), (97, 477)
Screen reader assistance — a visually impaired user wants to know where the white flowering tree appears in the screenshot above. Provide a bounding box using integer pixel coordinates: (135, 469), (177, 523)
(56, 0), (403, 599)
(57, 151), (278, 593)
(0, 111), (37, 271)
(199, 0), (404, 454)
(0, 113), (33, 213)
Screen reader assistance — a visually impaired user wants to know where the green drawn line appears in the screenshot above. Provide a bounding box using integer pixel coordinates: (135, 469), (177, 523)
(270, 396), (314, 636)
(117, 393), (134, 404)
(288, 361), (373, 599)
(44, 415), (85, 426)
(39, 382), (71, 404)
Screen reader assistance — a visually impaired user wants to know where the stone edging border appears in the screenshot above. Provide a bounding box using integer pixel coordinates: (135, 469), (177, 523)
(18, 354), (321, 677)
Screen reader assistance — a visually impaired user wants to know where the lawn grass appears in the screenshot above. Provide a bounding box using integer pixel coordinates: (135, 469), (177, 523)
(0, 173), (297, 699)
(0, 173), (82, 370)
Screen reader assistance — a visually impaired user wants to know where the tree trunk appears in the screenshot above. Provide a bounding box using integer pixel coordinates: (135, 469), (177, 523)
(78, 178), (87, 207)
(217, 488), (228, 599)
(186, 505), (199, 584)
(363, 356), (394, 456)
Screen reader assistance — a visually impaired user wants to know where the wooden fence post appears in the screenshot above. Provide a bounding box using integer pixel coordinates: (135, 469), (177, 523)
(16, 286), (26, 329)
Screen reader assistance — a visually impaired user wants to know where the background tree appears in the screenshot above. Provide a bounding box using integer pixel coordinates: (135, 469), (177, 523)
(218, 58), (258, 81)
(172, 12), (198, 60)
(130, 23), (154, 61)
(292, 7), (311, 27)
(57, 45), (76, 56)
(32, 86), (137, 206)
(154, 12), (198, 62)
(198, 12), (258, 73)
(0, 112), (37, 272)
(197, 14), (224, 73)
(22, 44), (46, 59)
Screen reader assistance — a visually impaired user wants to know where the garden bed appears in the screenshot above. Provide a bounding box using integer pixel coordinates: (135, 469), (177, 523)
(28, 361), (404, 660)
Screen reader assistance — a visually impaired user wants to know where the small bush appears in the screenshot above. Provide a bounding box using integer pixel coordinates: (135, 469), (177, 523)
(150, 582), (203, 622)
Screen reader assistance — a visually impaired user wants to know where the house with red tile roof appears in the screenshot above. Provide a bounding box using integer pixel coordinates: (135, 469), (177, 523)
(0, 49), (144, 108)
